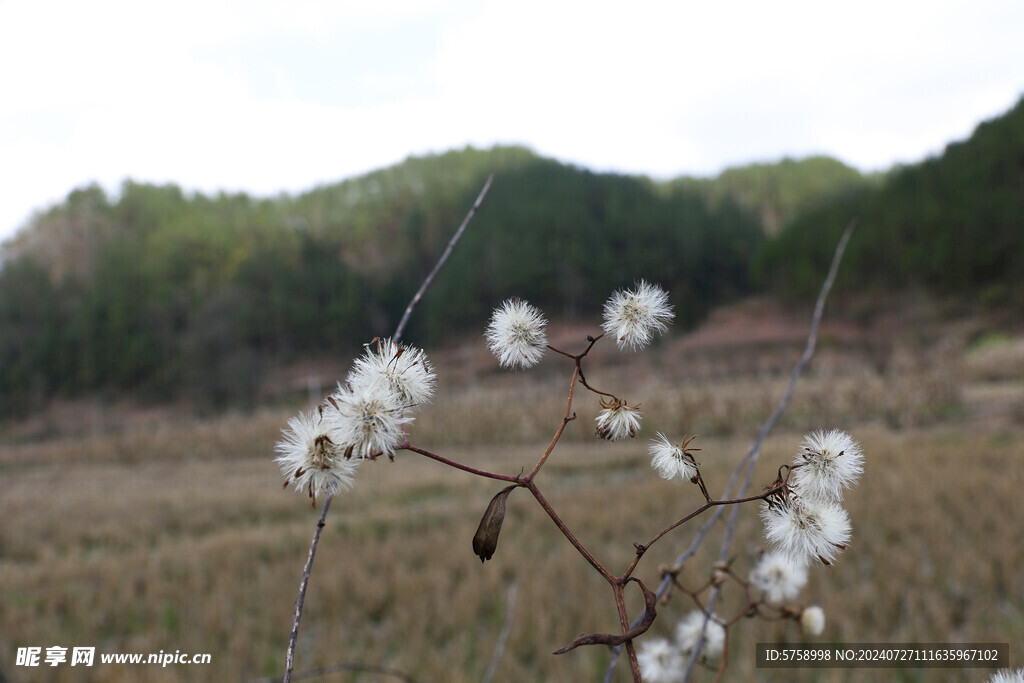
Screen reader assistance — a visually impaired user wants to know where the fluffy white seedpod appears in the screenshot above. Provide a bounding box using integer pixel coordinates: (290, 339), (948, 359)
(484, 298), (548, 369)
(749, 551), (808, 604)
(275, 409), (360, 506)
(328, 381), (412, 459)
(348, 338), (436, 409)
(761, 494), (852, 566)
(675, 610), (726, 660)
(988, 669), (1024, 683)
(601, 280), (674, 351)
(791, 429), (864, 502)
(649, 433), (699, 482)
(594, 398), (642, 441)
(636, 638), (684, 683)
(800, 605), (826, 636)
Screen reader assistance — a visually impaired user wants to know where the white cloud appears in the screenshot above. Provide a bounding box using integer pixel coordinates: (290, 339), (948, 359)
(1, 0), (1022, 240)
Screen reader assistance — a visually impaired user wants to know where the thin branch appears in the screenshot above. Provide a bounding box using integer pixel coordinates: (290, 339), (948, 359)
(282, 174), (495, 682)
(681, 218), (856, 683)
(526, 366), (580, 480)
(526, 481), (613, 580)
(283, 496), (332, 683)
(393, 173), (494, 343)
(620, 485), (785, 580)
(604, 220), (856, 683)
(481, 581), (518, 683)
(402, 443), (523, 483)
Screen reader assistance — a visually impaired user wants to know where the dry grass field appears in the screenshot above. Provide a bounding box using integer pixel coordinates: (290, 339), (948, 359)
(1, 299), (1022, 682)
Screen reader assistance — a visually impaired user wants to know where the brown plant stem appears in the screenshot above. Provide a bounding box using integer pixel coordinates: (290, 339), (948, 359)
(282, 175), (494, 682)
(604, 220), (857, 683)
(393, 173), (493, 343)
(401, 443), (523, 483)
(283, 495), (332, 683)
(525, 365), (579, 480)
(680, 218), (857, 683)
(619, 485), (785, 581)
(524, 480), (611, 581)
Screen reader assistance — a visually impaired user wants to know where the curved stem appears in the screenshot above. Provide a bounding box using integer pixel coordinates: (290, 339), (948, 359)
(619, 485), (783, 581)
(402, 443), (523, 483)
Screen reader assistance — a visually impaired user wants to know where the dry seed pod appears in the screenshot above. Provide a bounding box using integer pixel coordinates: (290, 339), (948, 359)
(472, 485), (516, 562)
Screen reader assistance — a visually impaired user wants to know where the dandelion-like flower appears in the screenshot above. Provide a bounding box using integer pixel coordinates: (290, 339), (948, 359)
(791, 429), (863, 503)
(749, 551), (808, 604)
(329, 382), (412, 459)
(594, 397), (642, 440)
(988, 669), (1024, 683)
(601, 280), (674, 351)
(275, 409), (360, 506)
(636, 638), (684, 683)
(649, 433), (699, 482)
(348, 337), (436, 409)
(675, 610), (726, 660)
(761, 494), (851, 566)
(484, 298), (548, 369)
(800, 605), (826, 636)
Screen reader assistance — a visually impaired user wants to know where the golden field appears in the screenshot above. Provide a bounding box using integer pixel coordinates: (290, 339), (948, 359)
(1, 298), (1022, 682)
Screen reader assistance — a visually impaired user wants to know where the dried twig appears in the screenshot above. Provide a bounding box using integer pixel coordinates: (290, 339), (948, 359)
(283, 496), (331, 683)
(393, 172), (494, 343)
(603, 219), (857, 682)
(481, 581), (518, 683)
(282, 174), (494, 683)
(681, 219), (856, 682)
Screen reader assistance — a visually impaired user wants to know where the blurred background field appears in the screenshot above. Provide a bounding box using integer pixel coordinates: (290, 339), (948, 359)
(2, 92), (1023, 683)
(2, 296), (1022, 682)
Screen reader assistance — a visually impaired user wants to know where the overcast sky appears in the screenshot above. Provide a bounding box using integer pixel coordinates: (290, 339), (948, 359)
(2, 0), (1022, 242)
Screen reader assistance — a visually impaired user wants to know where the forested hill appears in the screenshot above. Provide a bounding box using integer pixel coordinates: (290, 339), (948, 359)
(757, 96), (1024, 304)
(672, 156), (878, 236)
(4, 92), (1021, 415)
(0, 146), (766, 412)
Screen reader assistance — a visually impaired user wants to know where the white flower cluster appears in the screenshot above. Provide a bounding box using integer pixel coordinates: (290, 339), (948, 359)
(275, 338), (436, 504)
(637, 611), (726, 681)
(485, 298), (548, 369)
(749, 551), (808, 604)
(485, 282), (674, 368)
(602, 280), (674, 351)
(760, 429), (863, 566)
(485, 284), (673, 445)
(649, 433), (699, 482)
(595, 398), (642, 441)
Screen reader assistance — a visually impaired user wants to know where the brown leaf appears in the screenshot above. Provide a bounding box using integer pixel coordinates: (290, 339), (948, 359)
(472, 485), (516, 562)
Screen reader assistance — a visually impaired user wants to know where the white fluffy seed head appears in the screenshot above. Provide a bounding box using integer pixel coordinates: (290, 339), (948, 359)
(675, 610), (726, 660)
(791, 429), (864, 502)
(749, 551), (808, 604)
(484, 298), (548, 369)
(636, 638), (685, 683)
(800, 605), (826, 636)
(275, 409), (360, 505)
(988, 669), (1024, 683)
(595, 398), (642, 441)
(328, 382), (412, 459)
(601, 280), (674, 351)
(649, 432), (698, 482)
(348, 338), (436, 409)
(761, 494), (852, 566)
